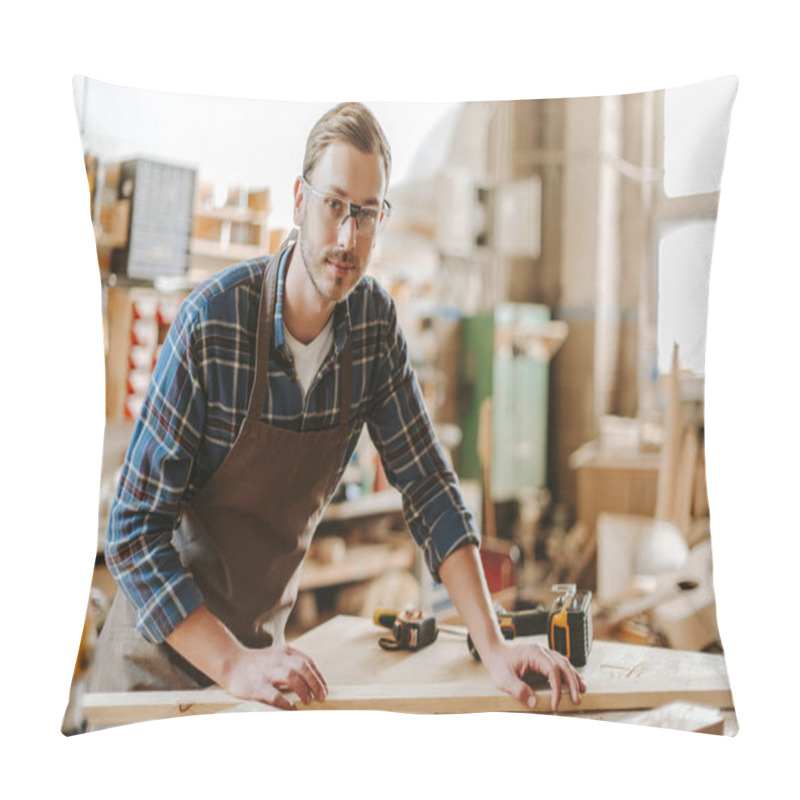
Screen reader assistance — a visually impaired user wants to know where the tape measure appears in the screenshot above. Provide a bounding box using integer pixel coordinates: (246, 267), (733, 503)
(374, 608), (439, 652)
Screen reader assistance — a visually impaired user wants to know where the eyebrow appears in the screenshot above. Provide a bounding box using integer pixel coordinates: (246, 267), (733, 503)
(323, 184), (382, 208)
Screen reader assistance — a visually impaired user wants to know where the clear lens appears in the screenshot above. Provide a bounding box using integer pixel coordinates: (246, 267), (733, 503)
(305, 179), (388, 237)
(337, 204), (379, 236)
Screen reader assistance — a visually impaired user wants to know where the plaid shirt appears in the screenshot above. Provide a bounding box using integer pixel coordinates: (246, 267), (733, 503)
(107, 242), (479, 644)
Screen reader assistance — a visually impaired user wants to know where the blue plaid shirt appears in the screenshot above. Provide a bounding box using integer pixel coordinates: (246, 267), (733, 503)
(107, 241), (479, 644)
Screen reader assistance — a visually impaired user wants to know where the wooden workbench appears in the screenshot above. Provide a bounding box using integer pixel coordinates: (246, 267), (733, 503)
(83, 614), (735, 728)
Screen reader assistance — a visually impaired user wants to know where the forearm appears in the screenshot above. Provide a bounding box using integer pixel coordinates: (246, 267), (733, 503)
(437, 543), (505, 663)
(166, 604), (329, 709)
(165, 604), (246, 686)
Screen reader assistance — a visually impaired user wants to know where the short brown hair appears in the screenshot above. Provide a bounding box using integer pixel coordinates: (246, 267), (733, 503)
(303, 102), (392, 187)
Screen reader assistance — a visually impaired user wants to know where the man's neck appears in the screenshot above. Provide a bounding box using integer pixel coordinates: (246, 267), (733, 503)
(282, 246), (335, 345)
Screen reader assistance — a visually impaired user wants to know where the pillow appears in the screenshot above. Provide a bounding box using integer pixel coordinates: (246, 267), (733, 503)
(64, 75), (738, 739)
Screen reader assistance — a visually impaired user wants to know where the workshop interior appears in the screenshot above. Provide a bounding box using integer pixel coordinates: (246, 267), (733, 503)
(64, 75), (738, 735)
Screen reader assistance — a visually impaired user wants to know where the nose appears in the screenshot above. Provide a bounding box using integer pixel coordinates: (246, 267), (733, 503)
(337, 213), (358, 248)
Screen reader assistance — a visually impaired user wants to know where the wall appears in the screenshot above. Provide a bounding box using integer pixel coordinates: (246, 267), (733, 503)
(74, 77), (459, 230)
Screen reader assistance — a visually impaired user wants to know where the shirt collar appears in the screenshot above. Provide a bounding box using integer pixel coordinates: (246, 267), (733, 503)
(275, 234), (352, 358)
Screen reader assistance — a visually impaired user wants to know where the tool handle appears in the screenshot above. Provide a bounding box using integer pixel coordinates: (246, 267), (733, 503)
(373, 608), (398, 629)
(501, 608), (549, 637)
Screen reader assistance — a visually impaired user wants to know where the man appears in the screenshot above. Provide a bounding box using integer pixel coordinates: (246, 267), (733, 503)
(91, 102), (585, 713)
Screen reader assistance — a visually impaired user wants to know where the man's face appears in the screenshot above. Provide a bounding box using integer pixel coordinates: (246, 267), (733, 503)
(293, 142), (388, 305)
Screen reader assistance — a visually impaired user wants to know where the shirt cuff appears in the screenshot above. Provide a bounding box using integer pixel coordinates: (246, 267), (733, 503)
(422, 510), (481, 583)
(135, 573), (206, 644)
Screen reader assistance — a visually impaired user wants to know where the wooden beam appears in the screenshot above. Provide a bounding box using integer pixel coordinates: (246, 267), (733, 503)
(615, 701), (726, 735)
(655, 344), (684, 522)
(83, 689), (257, 726)
(673, 425), (700, 539)
(83, 615), (734, 725)
(478, 397), (496, 539)
(84, 672), (734, 725)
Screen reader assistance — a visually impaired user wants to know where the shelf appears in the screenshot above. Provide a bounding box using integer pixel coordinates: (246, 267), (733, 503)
(298, 542), (415, 591)
(568, 441), (662, 472)
(194, 205), (267, 224)
(189, 238), (263, 262)
(101, 272), (198, 292)
(323, 488), (403, 522)
(191, 184), (270, 258)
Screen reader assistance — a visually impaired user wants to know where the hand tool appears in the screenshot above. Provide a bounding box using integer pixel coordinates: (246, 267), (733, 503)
(466, 584), (593, 667)
(374, 607), (439, 651)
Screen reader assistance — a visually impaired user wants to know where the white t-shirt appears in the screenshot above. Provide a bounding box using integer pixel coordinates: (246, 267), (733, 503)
(282, 316), (335, 401)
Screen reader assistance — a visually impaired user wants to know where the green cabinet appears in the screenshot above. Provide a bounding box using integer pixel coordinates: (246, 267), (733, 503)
(458, 304), (551, 501)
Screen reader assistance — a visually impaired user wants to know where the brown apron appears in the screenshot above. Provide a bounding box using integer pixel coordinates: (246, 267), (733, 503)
(90, 243), (353, 692)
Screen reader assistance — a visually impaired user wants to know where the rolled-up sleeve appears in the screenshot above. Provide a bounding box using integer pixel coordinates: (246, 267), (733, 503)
(366, 299), (479, 582)
(105, 296), (209, 643)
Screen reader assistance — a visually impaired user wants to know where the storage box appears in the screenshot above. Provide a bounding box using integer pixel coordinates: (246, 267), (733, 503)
(111, 158), (197, 279)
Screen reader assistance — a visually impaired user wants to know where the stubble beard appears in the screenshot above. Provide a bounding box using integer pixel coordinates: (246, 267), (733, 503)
(299, 233), (364, 305)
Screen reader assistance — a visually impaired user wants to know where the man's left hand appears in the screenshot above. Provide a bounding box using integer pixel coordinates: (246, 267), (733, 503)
(481, 639), (587, 712)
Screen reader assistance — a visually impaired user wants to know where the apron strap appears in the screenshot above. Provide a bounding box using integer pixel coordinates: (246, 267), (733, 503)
(339, 336), (353, 428)
(247, 238), (354, 428)
(247, 252), (279, 422)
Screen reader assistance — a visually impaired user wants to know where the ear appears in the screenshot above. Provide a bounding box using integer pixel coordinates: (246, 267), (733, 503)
(292, 176), (305, 227)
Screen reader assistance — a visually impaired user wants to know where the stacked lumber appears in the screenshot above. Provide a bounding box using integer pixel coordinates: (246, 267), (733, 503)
(589, 345), (718, 650)
(656, 344), (709, 545)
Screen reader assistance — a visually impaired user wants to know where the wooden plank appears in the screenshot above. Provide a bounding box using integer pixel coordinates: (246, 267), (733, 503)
(83, 690), (253, 726)
(693, 441), (710, 518)
(477, 397), (496, 539)
(614, 702), (726, 734)
(291, 615), (733, 710)
(85, 674), (733, 723)
(83, 614), (734, 724)
(673, 426), (700, 538)
(591, 706), (737, 735)
(655, 344), (684, 522)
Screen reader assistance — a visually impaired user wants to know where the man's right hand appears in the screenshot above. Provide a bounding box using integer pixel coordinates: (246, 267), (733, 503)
(166, 604), (328, 710)
(223, 644), (328, 710)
